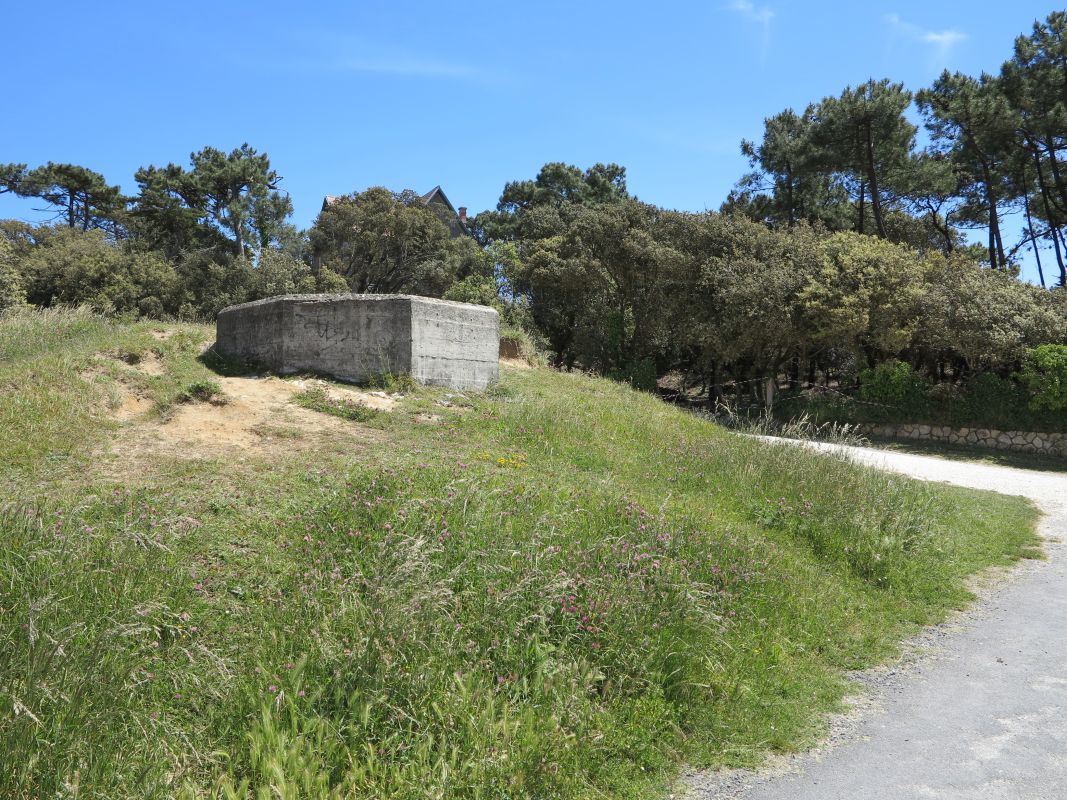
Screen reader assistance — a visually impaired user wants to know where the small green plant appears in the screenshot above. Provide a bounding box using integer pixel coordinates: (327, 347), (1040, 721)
(294, 385), (380, 422)
(1019, 344), (1067, 412)
(115, 348), (144, 366)
(179, 379), (223, 403)
(367, 372), (418, 394)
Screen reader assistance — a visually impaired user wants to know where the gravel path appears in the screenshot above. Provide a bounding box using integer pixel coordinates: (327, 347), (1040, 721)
(685, 440), (1067, 800)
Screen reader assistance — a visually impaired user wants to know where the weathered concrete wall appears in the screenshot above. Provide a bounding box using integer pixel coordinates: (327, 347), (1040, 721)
(285, 295), (413, 381)
(215, 294), (498, 390)
(410, 297), (500, 390)
(858, 422), (1067, 459)
(215, 295), (287, 367)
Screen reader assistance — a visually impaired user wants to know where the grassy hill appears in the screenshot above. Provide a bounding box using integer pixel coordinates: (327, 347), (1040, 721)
(0, 308), (1039, 799)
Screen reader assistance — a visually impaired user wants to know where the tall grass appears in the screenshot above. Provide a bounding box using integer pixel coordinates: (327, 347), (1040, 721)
(0, 310), (1040, 799)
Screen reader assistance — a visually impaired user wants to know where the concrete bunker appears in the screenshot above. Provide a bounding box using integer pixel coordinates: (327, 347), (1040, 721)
(215, 294), (499, 390)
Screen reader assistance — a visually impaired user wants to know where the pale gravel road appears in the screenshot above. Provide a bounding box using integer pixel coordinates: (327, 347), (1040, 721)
(685, 440), (1067, 800)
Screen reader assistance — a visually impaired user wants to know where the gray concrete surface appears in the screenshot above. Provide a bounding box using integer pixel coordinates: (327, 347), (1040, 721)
(686, 440), (1067, 800)
(215, 294), (499, 390)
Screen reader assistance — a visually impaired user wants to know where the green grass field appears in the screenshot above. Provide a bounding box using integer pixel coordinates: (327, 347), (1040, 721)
(0, 308), (1040, 799)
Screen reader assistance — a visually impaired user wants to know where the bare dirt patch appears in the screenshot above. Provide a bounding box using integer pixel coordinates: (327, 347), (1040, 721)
(113, 390), (153, 421)
(91, 350), (166, 377)
(98, 375), (392, 477)
(500, 357), (532, 370)
(127, 351), (165, 376)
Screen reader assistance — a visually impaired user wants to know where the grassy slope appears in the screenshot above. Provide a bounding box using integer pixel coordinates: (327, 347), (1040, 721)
(0, 309), (1040, 799)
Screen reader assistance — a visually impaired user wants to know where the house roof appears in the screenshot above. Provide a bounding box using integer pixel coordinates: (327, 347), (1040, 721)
(419, 185), (460, 218)
(322, 188), (457, 214)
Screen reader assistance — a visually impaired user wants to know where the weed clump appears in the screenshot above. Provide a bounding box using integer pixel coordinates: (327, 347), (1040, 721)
(366, 372), (418, 394)
(294, 385), (380, 422)
(178, 379), (224, 404)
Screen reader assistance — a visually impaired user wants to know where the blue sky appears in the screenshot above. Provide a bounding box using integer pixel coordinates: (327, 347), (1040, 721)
(0, 1), (1059, 284)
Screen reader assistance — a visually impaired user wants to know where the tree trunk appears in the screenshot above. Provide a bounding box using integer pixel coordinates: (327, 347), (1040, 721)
(1022, 186), (1047, 288)
(864, 124), (888, 238)
(785, 164), (796, 227)
(1031, 145), (1067, 285)
(1043, 136), (1067, 214)
(981, 163), (1003, 269)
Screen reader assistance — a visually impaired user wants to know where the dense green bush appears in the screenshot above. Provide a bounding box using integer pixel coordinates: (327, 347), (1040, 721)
(443, 274), (504, 312)
(1019, 345), (1067, 412)
(958, 372), (1027, 422)
(19, 228), (180, 317)
(609, 358), (658, 392)
(857, 361), (928, 415)
(0, 239), (24, 310)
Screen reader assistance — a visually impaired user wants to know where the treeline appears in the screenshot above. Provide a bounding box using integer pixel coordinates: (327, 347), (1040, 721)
(727, 11), (1067, 287)
(456, 13), (1067, 417)
(0, 149), (491, 319)
(466, 164), (1066, 407)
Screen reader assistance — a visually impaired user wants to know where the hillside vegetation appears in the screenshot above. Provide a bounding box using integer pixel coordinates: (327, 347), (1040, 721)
(0, 309), (1039, 799)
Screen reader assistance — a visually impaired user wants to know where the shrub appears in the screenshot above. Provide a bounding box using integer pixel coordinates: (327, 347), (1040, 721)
(176, 249), (255, 319)
(1019, 344), (1067, 412)
(367, 372), (418, 394)
(443, 275), (504, 312)
(246, 250), (313, 300)
(179, 379), (223, 403)
(961, 372), (1026, 420)
(609, 358), (658, 392)
(0, 239), (25, 310)
(307, 266), (350, 295)
(857, 360), (927, 414)
(19, 228), (180, 316)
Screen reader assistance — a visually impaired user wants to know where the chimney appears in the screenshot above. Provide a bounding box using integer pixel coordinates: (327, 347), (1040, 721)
(458, 206), (467, 224)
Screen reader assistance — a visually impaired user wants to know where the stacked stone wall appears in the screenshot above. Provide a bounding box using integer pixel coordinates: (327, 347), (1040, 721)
(858, 423), (1067, 459)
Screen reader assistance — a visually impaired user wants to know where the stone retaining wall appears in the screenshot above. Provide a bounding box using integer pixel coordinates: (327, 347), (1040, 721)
(858, 422), (1067, 459)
